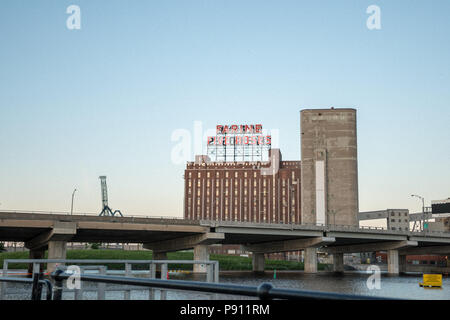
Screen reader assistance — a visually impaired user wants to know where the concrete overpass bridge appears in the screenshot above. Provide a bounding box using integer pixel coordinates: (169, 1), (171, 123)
(1, 211), (450, 274)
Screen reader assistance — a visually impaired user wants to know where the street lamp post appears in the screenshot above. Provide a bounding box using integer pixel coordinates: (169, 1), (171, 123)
(411, 194), (425, 231)
(71, 188), (77, 215)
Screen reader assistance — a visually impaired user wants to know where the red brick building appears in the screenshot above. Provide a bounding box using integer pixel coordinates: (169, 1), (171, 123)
(184, 149), (301, 224)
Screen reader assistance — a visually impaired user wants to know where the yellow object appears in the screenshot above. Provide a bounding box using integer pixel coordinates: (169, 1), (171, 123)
(419, 274), (442, 288)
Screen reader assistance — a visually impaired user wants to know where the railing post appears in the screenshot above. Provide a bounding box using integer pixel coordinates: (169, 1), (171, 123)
(124, 263), (131, 300)
(214, 262), (219, 283)
(31, 263), (43, 300)
(0, 260), (9, 299)
(98, 266), (106, 300)
(52, 269), (64, 300)
(149, 263), (155, 300)
(206, 263), (213, 283)
(160, 263), (167, 300)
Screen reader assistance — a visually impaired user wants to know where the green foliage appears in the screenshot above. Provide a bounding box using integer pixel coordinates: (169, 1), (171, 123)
(0, 243), (5, 253)
(90, 243), (101, 250)
(0, 249), (330, 271)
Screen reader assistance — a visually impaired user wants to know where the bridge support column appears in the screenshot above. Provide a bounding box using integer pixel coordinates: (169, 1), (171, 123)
(27, 247), (46, 275)
(399, 255), (407, 274)
(387, 249), (399, 275)
(333, 253), (344, 273)
(252, 253), (265, 273)
(193, 245), (209, 273)
(304, 248), (317, 273)
(153, 251), (168, 260)
(152, 251), (168, 274)
(47, 241), (67, 274)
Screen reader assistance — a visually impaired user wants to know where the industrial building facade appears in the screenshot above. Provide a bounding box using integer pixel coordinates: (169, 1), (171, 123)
(184, 149), (301, 224)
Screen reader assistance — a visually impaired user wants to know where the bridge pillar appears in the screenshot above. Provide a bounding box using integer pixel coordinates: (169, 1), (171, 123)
(47, 241), (67, 274)
(252, 253), (265, 273)
(387, 249), (399, 275)
(399, 255), (407, 274)
(304, 248), (317, 273)
(333, 253), (344, 273)
(152, 251), (168, 274)
(193, 245), (209, 273)
(27, 247), (46, 275)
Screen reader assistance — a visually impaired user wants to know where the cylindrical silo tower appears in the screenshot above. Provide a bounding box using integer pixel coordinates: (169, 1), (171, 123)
(300, 108), (358, 226)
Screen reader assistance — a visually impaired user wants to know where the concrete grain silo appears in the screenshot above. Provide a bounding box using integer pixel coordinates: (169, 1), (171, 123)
(300, 108), (359, 226)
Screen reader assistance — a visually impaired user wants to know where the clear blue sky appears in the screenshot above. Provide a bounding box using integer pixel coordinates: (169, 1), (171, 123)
(0, 0), (449, 217)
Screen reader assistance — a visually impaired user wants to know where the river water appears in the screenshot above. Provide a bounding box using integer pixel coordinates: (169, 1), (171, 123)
(2, 271), (449, 300)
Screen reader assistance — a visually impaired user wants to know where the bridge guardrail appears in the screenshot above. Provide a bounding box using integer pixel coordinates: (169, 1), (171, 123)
(1, 259), (219, 300)
(0, 210), (189, 221)
(50, 269), (396, 300)
(200, 220), (450, 237)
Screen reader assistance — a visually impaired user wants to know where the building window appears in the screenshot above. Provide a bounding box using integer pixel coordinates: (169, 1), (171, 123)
(207, 172), (210, 178)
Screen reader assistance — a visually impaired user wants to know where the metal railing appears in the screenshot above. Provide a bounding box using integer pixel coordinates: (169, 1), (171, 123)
(1, 259), (219, 300)
(50, 269), (395, 300)
(0, 263), (53, 300)
(0, 210), (187, 221)
(200, 220), (450, 236)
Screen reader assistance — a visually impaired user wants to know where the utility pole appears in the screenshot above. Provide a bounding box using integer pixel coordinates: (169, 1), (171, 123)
(70, 188), (77, 215)
(411, 194), (425, 231)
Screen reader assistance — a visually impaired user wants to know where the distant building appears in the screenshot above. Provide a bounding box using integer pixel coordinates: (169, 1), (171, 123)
(358, 209), (410, 231)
